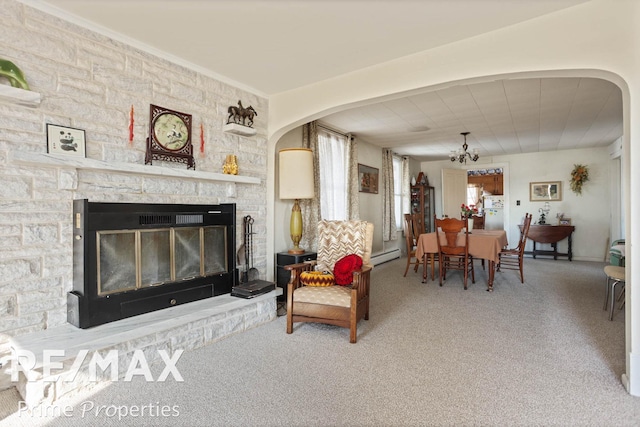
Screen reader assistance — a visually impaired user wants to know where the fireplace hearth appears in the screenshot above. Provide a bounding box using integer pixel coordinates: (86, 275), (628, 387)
(68, 200), (236, 328)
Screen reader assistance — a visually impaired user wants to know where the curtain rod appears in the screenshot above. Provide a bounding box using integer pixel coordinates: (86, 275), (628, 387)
(317, 123), (350, 138)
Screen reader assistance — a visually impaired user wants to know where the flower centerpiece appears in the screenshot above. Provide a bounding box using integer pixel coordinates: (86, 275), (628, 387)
(461, 203), (478, 219)
(570, 164), (589, 195)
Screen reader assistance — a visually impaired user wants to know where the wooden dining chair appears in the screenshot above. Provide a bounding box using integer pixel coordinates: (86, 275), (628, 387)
(435, 216), (475, 289)
(497, 213), (533, 283)
(403, 213), (422, 276)
(471, 214), (485, 230)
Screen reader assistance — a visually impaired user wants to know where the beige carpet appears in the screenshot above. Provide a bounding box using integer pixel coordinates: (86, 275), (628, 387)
(1, 257), (638, 426)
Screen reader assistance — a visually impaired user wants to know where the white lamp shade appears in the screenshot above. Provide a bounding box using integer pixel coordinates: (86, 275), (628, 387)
(279, 148), (315, 199)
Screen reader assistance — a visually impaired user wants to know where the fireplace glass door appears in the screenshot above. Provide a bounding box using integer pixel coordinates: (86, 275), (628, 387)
(96, 226), (228, 296)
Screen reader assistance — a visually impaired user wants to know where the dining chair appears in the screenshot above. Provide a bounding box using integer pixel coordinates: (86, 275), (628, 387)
(434, 216), (475, 289)
(470, 214), (486, 270)
(603, 265), (625, 320)
(471, 214), (485, 230)
(497, 213), (533, 283)
(403, 213), (422, 277)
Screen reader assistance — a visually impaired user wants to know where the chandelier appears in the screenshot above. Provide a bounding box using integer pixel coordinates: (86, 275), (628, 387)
(450, 131), (479, 164)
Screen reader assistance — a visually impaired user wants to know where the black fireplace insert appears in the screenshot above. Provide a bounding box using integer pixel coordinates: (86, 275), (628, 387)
(68, 200), (236, 328)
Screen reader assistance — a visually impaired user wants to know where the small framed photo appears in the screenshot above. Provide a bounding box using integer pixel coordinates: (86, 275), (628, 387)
(529, 181), (562, 201)
(559, 218), (572, 225)
(358, 164), (379, 194)
(46, 124), (86, 157)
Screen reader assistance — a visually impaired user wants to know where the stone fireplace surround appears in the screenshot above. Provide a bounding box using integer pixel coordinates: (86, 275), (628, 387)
(7, 152), (280, 407)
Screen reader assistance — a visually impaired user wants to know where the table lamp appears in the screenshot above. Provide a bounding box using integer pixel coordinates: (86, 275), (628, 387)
(279, 148), (315, 254)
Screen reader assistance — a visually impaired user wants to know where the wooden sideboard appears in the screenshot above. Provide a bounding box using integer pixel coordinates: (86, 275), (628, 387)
(519, 224), (575, 261)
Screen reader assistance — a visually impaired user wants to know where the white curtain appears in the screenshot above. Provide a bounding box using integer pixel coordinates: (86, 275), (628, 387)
(318, 128), (349, 220)
(402, 156), (410, 215)
(382, 149), (397, 241)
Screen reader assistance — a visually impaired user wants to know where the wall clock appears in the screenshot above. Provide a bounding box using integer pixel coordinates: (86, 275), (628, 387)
(145, 104), (195, 169)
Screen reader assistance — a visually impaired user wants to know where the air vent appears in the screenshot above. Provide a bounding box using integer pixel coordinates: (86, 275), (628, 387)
(176, 214), (204, 225)
(139, 215), (172, 226)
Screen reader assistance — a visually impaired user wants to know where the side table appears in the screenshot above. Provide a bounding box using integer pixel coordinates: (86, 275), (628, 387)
(276, 251), (317, 301)
(520, 224), (575, 260)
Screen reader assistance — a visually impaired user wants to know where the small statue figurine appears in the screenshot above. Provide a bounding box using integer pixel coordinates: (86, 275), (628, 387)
(226, 100), (258, 127)
(0, 58), (30, 90)
(538, 212), (546, 225)
(223, 154), (238, 175)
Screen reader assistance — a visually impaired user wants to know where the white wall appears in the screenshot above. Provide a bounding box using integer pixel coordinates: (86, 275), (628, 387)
(421, 147), (611, 262)
(356, 139), (385, 255)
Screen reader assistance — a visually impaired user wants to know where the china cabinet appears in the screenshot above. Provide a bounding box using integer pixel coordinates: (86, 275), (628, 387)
(410, 185), (436, 234)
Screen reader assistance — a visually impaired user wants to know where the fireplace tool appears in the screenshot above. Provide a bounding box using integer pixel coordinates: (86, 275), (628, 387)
(244, 215), (259, 282)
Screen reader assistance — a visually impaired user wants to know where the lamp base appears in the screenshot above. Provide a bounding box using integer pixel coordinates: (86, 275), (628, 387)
(288, 199), (305, 256)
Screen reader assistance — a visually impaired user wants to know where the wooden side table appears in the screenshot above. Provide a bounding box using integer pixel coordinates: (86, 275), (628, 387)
(520, 224), (575, 261)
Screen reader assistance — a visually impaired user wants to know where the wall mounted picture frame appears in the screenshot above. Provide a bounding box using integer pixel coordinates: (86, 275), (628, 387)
(530, 181), (562, 201)
(145, 104), (194, 169)
(358, 164), (379, 194)
(46, 124), (86, 157)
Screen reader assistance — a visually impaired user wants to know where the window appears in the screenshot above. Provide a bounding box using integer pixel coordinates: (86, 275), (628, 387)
(393, 155), (403, 229)
(318, 129), (349, 220)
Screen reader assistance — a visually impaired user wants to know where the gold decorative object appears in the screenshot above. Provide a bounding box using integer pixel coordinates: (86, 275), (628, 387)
(570, 164), (589, 195)
(223, 154), (238, 175)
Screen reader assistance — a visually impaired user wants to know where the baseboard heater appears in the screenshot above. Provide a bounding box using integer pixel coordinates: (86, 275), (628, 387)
(371, 249), (401, 266)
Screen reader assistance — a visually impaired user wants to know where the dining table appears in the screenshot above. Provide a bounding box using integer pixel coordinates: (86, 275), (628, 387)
(415, 229), (508, 291)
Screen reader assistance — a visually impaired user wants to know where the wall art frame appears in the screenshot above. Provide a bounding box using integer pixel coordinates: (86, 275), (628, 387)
(530, 181), (562, 201)
(358, 164), (379, 194)
(145, 104), (194, 169)
(46, 123), (86, 157)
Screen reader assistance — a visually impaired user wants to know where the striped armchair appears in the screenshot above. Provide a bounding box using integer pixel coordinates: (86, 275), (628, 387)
(285, 220), (373, 343)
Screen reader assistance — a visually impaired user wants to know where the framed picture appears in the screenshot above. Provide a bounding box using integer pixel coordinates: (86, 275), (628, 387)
(529, 181), (562, 201)
(358, 164), (379, 194)
(559, 218), (572, 225)
(46, 124), (86, 157)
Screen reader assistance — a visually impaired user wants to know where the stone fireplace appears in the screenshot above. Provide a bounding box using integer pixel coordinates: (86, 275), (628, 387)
(68, 200), (237, 328)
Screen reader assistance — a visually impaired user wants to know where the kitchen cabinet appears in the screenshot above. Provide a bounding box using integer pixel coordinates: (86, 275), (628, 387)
(468, 173), (503, 195)
(410, 185), (436, 233)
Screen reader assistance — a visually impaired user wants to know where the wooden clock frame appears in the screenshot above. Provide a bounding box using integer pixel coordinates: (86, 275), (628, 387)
(145, 104), (195, 169)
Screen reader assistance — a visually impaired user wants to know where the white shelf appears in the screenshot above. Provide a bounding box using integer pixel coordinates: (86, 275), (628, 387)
(223, 122), (257, 136)
(11, 152), (261, 185)
(0, 84), (41, 107)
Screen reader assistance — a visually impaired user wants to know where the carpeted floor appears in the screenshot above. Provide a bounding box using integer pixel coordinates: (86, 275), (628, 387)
(1, 257), (638, 426)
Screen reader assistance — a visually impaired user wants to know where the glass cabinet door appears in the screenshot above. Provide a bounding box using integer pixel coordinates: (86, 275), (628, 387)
(410, 185), (435, 233)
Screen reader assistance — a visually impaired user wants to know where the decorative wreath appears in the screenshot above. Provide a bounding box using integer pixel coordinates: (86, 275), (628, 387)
(570, 164), (589, 195)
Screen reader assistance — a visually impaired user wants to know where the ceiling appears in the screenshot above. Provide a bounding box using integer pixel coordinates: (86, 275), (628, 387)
(28, 0), (622, 161)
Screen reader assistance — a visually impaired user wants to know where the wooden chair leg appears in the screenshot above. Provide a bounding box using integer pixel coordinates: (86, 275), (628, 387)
(286, 290), (294, 334)
(431, 254), (436, 281)
(403, 258), (411, 276)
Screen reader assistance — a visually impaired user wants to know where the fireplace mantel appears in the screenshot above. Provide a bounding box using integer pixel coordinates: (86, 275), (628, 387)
(11, 151), (261, 185)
